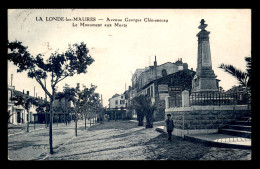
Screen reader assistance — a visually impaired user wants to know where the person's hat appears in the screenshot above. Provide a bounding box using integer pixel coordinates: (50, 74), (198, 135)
(167, 114), (171, 116)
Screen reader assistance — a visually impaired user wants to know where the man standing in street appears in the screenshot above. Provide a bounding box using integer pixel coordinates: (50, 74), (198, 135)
(165, 114), (174, 141)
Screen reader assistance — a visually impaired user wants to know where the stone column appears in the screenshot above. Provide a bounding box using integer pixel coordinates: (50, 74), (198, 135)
(165, 96), (170, 109)
(182, 90), (190, 107)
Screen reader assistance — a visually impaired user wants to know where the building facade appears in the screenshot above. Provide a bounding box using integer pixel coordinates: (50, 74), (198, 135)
(108, 93), (126, 109)
(8, 87), (43, 125)
(129, 56), (193, 120)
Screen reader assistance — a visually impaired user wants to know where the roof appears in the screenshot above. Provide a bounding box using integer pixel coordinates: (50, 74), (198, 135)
(139, 69), (196, 91)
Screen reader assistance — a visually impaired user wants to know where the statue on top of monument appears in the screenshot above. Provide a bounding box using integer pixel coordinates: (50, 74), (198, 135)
(199, 19), (207, 30)
(200, 19), (205, 25)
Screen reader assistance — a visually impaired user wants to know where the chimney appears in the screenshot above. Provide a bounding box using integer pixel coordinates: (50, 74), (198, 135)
(191, 68), (193, 71)
(23, 90), (24, 94)
(154, 55), (157, 67)
(27, 91), (29, 96)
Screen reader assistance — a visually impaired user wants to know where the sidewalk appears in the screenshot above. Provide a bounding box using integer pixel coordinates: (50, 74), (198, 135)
(8, 122), (81, 137)
(8, 123), (47, 137)
(155, 126), (251, 149)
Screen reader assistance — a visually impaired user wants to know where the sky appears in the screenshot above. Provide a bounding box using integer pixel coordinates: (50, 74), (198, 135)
(8, 9), (251, 107)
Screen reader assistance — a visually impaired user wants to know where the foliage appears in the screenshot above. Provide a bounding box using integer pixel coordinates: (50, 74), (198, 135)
(8, 41), (94, 98)
(130, 94), (157, 128)
(8, 40), (94, 154)
(218, 56), (251, 90)
(11, 91), (42, 112)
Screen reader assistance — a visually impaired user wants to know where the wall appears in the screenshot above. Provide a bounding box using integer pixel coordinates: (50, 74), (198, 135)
(165, 105), (250, 137)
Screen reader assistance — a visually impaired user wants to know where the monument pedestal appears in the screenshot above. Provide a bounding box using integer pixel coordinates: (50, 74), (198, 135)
(191, 19), (219, 93)
(192, 77), (219, 93)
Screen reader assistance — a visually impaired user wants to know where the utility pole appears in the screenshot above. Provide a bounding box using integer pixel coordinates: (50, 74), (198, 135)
(11, 74), (13, 86)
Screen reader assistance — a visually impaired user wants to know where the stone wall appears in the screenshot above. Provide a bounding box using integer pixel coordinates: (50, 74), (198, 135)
(165, 105), (250, 137)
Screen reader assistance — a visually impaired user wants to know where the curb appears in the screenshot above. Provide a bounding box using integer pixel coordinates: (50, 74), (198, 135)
(184, 135), (251, 149)
(154, 127), (251, 149)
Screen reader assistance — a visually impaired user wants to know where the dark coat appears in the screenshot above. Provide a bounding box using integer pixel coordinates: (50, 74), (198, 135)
(165, 119), (174, 131)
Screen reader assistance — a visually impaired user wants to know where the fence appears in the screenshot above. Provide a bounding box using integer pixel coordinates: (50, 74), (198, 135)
(189, 91), (250, 106)
(168, 94), (182, 108)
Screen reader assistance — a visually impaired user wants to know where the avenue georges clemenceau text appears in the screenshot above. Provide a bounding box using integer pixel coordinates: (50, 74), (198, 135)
(35, 17), (169, 28)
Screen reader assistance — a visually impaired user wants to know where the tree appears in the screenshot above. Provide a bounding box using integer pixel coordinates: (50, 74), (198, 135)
(130, 96), (144, 126)
(72, 83), (101, 130)
(145, 100), (157, 128)
(55, 84), (76, 125)
(219, 56), (251, 92)
(219, 86), (225, 93)
(8, 41), (94, 154)
(219, 56), (251, 106)
(11, 91), (41, 132)
(82, 86), (100, 128)
(130, 95), (157, 127)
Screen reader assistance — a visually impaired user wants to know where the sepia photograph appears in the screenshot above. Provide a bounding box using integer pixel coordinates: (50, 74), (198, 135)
(7, 8), (251, 160)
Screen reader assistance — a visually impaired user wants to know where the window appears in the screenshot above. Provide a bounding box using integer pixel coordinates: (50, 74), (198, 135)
(147, 87), (150, 96)
(162, 69), (167, 77)
(8, 90), (11, 102)
(120, 100), (125, 104)
(151, 86), (153, 97)
(121, 95), (123, 99)
(115, 100), (118, 105)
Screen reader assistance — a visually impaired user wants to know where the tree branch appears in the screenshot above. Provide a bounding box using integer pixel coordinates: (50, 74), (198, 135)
(30, 68), (52, 97)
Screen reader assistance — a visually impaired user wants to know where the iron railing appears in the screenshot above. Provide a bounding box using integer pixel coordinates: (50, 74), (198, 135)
(168, 94), (182, 108)
(189, 91), (250, 106)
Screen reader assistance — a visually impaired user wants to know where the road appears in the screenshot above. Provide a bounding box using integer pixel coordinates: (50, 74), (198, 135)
(8, 120), (251, 160)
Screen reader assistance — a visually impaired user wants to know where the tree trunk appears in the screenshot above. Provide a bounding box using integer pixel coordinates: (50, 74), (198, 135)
(75, 106), (77, 136)
(146, 116), (153, 128)
(64, 97), (67, 124)
(75, 118), (77, 136)
(26, 111), (29, 132)
(45, 111), (47, 128)
(138, 116), (144, 126)
(85, 116), (87, 130)
(49, 94), (54, 154)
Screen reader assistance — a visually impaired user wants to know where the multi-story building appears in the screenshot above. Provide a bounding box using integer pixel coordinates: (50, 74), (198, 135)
(129, 56), (195, 120)
(8, 85), (16, 124)
(8, 87), (45, 125)
(108, 93), (126, 110)
(131, 56), (188, 92)
(52, 97), (74, 122)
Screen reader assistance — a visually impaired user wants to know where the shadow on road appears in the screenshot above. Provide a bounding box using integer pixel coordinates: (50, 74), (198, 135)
(86, 121), (140, 131)
(143, 133), (211, 160)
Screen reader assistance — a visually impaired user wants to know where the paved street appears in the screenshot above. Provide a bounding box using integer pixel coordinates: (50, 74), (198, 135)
(8, 120), (251, 160)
